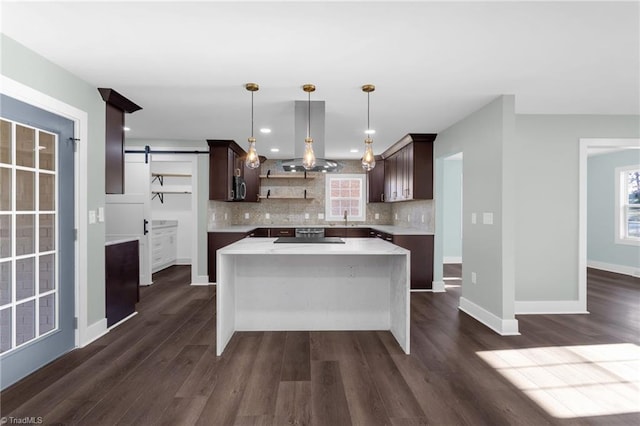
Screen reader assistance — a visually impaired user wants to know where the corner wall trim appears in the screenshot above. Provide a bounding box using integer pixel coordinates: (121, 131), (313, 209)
(190, 274), (213, 286)
(587, 260), (640, 278)
(432, 281), (446, 293)
(80, 318), (108, 347)
(515, 300), (589, 315)
(459, 297), (520, 335)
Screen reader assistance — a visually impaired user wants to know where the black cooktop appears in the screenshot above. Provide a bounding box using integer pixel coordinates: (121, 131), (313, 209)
(273, 237), (345, 244)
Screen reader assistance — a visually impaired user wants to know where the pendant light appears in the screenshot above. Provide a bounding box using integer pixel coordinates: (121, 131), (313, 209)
(302, 84), (316, 170)
(244, 82), (260, 169)
(361, 84), (376, 171)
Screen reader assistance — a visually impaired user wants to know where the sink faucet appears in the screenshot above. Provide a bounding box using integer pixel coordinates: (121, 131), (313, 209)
(344, 210), (348, 226)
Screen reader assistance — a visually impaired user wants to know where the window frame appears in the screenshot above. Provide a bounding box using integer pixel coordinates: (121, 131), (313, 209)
(324, 174), (367, 222)
(615, 165), (640, 246)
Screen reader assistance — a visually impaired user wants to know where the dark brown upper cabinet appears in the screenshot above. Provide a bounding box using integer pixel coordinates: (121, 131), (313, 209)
(381, 133), (436, 202)
(98, 88), (142, 194)
(207, 139), (260, 202)
(367, 155), (385, 203)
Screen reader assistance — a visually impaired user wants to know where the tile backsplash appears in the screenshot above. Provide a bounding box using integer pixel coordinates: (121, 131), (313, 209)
(208, 159), (433, 231)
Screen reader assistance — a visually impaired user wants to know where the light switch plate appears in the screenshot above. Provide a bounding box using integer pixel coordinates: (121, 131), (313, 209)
(97, 207), (105, 222)
(471, 272), (477, 284)
(265, 213), (270, 219)
(304, 213), (310, 219)
(88, 210), (96, 224)
(244, 212), (250, 219)
(471, 213), (477, 224)
(483, 212), (493, 225)
(374, 213), (379, 220)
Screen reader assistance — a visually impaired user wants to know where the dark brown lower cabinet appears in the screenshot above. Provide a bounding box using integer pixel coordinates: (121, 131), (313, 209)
(392, 234), (434, 290)
(270, 228), (295, 237)
(324, 227), (371, 238)
(208, 232), (248, 282)
(105, 240), (139, 327)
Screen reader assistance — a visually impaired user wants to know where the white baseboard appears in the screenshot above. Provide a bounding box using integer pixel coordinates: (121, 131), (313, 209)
(190, 274), (214, 286)
(432, 281), (446, 292)
(515, 300), (589, 315)
(176, 258), (191, 265)
(80, 318), (108, 347)
(587, 260), (640, 278)
(107, 312), (138, 331)
(443, 256), (462, 264)
(459, 297), (520, 335)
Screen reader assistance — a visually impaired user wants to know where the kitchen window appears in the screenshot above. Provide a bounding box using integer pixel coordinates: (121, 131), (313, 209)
(615, 165), (640, 245)
(325, 174), (366, 222)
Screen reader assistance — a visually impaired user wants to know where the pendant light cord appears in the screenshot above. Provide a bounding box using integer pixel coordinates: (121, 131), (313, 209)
(251, 90), (254, 138)
(367, 91), (370, 132)
(307, 90), (311, 139)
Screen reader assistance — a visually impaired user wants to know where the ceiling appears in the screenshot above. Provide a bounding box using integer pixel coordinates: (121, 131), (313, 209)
(1, 1), (638, 159)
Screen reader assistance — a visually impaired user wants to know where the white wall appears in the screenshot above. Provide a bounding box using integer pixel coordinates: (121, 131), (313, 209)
(514, 116), (640, 309)
(434, 95), (518, 334)
(443, 156), (462, 263)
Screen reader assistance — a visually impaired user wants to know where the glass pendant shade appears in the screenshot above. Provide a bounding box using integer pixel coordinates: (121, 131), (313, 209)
(245, 82), (260, 169)
(302, 137), (316, 170)
(361, 84), (376, 171)
(361, 138), (376, 171)
(245, 137), (260, 169)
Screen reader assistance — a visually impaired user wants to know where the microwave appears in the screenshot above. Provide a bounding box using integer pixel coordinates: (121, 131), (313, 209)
(232, 175), (246, 201)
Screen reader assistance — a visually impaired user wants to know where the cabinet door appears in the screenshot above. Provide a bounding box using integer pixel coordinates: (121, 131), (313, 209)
(367, 157), (385, 203)
(325, 228), (347, 237)
(209, 145), (233, 201)
(393, 234), (433, 289)
(347, 227), (371, 238)
(384, 153), (397, 202)
(243, 164), (260, 202)
(208, 232), (247, 282)
(404, 144), (414, 200)
(396, 149), (406, 201)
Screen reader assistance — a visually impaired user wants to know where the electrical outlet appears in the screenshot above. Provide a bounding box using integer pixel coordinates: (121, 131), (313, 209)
(471, 213), (477, 224)
(88, 210), (96, 224)
(265, 213), (270, 219)
(224, 213), (228, 220)
(471, 272), (477, 284)
(244, 212), (250, 219)
(304, 213), (310, 219)
(421, 214), (424, 223)
(374, 213), (379, 220)
(97, 207), (105, 222)
(407, 214), (411, 222)
(318, 213), (324, 219)
(212, 213), (216, 221)
(395, 213), (398, 220)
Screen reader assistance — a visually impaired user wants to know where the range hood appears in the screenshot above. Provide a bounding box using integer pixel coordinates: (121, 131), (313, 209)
(277, 100), (343, 173)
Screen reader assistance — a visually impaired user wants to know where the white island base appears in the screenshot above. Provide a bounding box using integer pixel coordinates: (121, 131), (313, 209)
(216, 238), (410, 356)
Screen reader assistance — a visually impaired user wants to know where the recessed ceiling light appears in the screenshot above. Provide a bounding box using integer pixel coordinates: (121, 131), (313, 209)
(270, 148), (280, 152)
(321, 169), (327, 173)
(365, 129), (375, 135)
(260, 128), (271, 134)
(123, 126), (131, 131)
(350, 149), (359, 153)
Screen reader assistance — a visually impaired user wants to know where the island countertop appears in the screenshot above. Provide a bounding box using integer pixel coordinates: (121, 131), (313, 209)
(218, 236), (410, 256)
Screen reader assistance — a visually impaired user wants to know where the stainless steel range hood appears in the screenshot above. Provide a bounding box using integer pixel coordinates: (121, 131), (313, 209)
(277, 100), (342, 173)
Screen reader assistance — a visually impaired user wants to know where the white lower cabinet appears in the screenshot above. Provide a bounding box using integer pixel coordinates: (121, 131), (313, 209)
(151, 222), (177, 273)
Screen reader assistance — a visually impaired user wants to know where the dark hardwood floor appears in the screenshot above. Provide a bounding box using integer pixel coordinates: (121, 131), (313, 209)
(1, 265), (638, 425)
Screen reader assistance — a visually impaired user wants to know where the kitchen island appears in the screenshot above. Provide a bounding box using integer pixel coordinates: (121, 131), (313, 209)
(216, 237), (410, 355)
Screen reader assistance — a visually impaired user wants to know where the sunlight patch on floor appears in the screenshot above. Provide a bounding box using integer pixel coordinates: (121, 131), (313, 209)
(477, 343), (640, 418)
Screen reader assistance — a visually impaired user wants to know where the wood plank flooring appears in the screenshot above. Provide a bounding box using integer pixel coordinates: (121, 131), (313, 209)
(1, 265), (638, 425)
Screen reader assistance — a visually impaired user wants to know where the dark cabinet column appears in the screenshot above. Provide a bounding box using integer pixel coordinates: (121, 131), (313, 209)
(98, 88), (142, 194)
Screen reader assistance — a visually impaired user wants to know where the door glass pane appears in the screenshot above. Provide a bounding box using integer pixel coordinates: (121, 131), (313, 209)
(0, 261), (11, 305)
(16, 125), (35, 168)
(16, 169), (35, 211)
(39, 173), (55, 211)
(16, 257), (35, 301)
(39, 294), (55, 335)
(16, 300), (35, 345)
(16, 214), (35, 256)
(0, 120), (11, 164)
(0, 215), (10, 258)
(39, 254), (55, 292)
(38, 131), (55, 171)
(39, 214), (55, 252)
(0, 308), (11, 353)
(0, 167), (10, 210)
